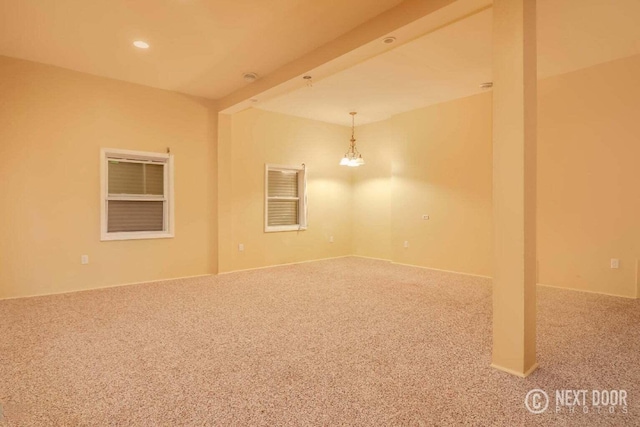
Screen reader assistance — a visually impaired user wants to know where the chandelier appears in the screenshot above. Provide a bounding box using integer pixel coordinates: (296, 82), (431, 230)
(339, 112), (364, 167)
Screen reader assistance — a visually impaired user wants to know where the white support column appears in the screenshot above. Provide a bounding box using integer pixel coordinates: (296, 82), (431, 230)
(491, 0), (538, 377)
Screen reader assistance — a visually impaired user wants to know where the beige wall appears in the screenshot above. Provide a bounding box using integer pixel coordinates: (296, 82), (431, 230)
(217, 108), (353, 272)
(352, 54), (640, 297)
(390, 94), (493, 276)
(537, 55), (640, 298)
(351, 120), (393, 261)
(3, 53), (638, 299)
(0, 56), (218, 299)
(353, 93), (493, 277)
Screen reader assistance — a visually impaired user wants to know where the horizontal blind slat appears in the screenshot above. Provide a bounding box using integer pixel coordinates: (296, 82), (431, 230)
(268, 200), (298, 226)
(268, 170), (298, 198)
(145, 163), (164, 195)
(108, 161), (164, 196)
(109, 162), (144, 194)
(108, 200), (164, 232)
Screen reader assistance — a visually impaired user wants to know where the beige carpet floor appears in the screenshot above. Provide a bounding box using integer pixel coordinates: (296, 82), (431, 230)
(1, 257), (639, 426)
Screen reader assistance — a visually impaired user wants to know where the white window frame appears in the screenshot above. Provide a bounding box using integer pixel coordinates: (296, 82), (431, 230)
(100, 148), (174, 241)
(264, 163), (307, 233)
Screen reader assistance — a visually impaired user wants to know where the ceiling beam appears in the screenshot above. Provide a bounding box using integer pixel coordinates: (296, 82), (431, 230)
(216, 0), (471, 113)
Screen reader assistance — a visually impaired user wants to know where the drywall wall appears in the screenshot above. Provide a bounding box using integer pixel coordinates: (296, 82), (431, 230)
(389, 94), (493, 277)
(537, 54), (640, 298)
(217, 108), (353, 272)
(3, 52), (637, 299)
(0, 56), (218, 299)
(353, 93), (493, 277)
(352, 54), (640, 297)
(350, 120), (393, 261)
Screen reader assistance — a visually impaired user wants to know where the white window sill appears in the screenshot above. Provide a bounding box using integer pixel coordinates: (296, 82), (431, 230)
(101, 231), (174, 241)
(264, 225), (307, 233)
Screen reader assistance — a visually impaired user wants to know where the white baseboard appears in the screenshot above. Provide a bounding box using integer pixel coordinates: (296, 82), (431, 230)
(349, 255), (492, 279)
(356, 257), (635, 299)
(0, 273), (214, 301)
(5, 257), (637, 301)
(389, 260), (492, 280)
(222, 256), (636, 299)
(491, 362), (539, 378)
(218, 255), (352, 275)
(537, 282), (637, 300)
(636, 259), (640, 299)
(350, 255), (392, 263)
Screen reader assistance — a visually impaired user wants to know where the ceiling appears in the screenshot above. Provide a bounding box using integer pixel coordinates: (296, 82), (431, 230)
(0, 0), (403, 99)
(257, 8), (492, 126)
(256, 0), (640, 126)
(1, 0), (639, 126)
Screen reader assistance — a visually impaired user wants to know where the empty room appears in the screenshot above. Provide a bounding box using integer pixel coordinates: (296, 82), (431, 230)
(1, 0), (639, 425)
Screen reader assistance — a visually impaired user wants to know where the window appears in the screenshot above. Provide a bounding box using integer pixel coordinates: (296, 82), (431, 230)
(264, 164), (307, 232)
(100, 148), (174, 241)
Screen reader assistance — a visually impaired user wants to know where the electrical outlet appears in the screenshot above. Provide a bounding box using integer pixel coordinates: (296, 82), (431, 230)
(238, 244), (244, 252)
(329, 236), (334, 243)
(422, 214), (430, 220)
(403, 241), (409, 249)
(81, 255), (89, 265)
(610, 258), (619, 269)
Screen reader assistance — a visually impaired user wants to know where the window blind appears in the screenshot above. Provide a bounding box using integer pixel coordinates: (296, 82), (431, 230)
(101, 148), (173, 241)
(267, 200), (299, 226)
(108, 161), (164, 195)
(107, 200), (164, 232)
(268, 170), (298, 197)
(106, 157), (166, 234)
(267, 169), (299, 226)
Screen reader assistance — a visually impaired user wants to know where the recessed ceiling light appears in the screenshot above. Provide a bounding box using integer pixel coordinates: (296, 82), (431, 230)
(133, 40), (150, 49)
(383, 36), (396, 44)
(243, 72), (258, 82)
(480, 82), (493, 89)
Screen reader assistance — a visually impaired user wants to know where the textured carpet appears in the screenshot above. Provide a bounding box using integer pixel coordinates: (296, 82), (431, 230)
(1, 257), (638, 426)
